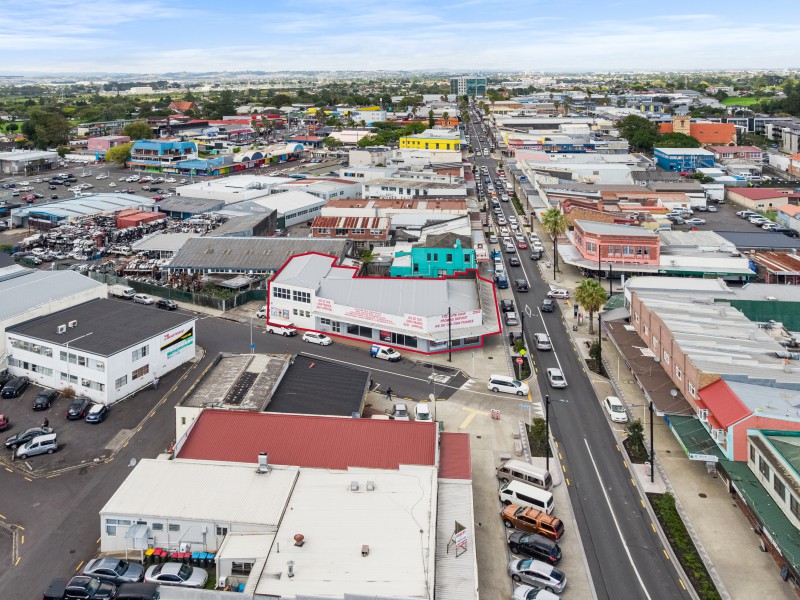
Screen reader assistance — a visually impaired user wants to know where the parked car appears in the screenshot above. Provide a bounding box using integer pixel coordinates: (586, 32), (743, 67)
(512, 585), (562, 600)
(505, 312), (519, 326)
(64, 575), (117, 599)
(546, 368), (567, 388)
(501, 299), (515, 313)
(66, 397), (92, 420)
(684, 218), (706, 226)
(707, 205), (718, 212)
(1, 376), (30, 398)
(155, 299), (178, 311)
(16, 432), (57, 459)
(33, 389), (58, 410)
(603, 396), (628, 423)
(507, 559), (567, 594)
(132, 293), (154, 305)
(390, 403), (410, 421)
(488, 374), (529, 396)
(546, 289), (569, 299)
(83, 557), (144, 584)
(302, 331), (332, 345)
(144, 563), (208, 588)
(0, 414), (9, 432)
(85, 403), (109, 423)
(414, 403), (432, 421)
(508, 531), (562, 564)
(5, 426), (53, 449)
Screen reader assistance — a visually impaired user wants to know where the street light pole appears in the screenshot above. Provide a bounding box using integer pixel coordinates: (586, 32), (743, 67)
(545, 394), (551, 472)
(649, 401), (655, 483)
(447, 306), (452, 363)
(249, 317), (254, 354)
(609, 263), (613, 297)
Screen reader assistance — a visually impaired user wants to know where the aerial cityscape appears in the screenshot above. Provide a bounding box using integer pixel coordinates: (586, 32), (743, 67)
(2, 2), (800, 600)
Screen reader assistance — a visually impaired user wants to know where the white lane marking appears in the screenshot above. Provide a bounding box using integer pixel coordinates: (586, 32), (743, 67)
(584, 437), (654, 600)
(536, 307), (564, 373)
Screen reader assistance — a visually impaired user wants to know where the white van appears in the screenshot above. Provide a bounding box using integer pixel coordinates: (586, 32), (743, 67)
(16, 433), (58, 459)
(496, 459), (553, 491)
(487, 374), (529, 396)
(499, 480), (555, 514)
(370, 344), (402, 362)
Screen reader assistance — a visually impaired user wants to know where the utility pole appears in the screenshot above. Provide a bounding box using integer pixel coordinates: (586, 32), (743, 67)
(545, 394), (551, 472)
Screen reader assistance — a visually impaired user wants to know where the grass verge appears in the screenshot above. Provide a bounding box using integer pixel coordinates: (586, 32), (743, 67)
(648, 492), (722, 600)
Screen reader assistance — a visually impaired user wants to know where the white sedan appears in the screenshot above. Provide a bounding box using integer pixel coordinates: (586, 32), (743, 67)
(302, 332), (332, 346)
(603, 396), (629, 423)
(546, 368), (567, 388)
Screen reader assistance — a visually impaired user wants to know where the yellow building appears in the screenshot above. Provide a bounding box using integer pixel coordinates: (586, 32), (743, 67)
(399, 129), (461, 151)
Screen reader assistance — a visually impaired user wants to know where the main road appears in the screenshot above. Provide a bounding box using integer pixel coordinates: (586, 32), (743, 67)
(469, 108), (690, 600)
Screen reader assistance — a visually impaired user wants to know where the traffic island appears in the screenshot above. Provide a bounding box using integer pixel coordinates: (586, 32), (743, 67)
(647, 492), (723, 600)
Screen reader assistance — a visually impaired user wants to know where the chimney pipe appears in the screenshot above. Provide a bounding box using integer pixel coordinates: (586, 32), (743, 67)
(287, 561), (294, 578)
(257, 452), (270, 474)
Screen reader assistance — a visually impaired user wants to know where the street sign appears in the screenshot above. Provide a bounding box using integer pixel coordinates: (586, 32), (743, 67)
(516, 357), (523, 364)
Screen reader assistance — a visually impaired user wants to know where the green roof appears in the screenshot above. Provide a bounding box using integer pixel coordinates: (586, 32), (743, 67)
(603, 293), (626, 311)
(768, 435), (800, 478)
(667, 415), (724, 460)
(722, 459), (800, 571)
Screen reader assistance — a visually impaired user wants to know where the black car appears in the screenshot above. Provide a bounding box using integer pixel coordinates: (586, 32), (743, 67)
(1, 376), (30, 398)
(515, 279), (530, 292)
(66, 397), (91, 420)
(500, 299), (515, 313)
(541, 299), (555, 312)
(508, 531), (562, 564)
(5, 426), (54, 449)
(155, 298), (178, 311)
(508, 256), (521, 267)
(51, 194), (59, 199)
(33, 389), (59, 410)
(64, 575), (117, 600)
(116, 582), (160, 600)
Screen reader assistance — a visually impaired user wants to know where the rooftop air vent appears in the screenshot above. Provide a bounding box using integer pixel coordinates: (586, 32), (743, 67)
(68, 320), (77, 328)
(257, 452), (270, 474)
(57, 324), (67, 334)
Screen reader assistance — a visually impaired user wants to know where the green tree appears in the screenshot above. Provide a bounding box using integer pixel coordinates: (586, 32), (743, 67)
(442, 111), (449, 124)
(271, 93), (292, 108)
(104, 142), (133, 166)
(56, 145), (69, 157)
(359, 249), (375, 264)
(655, 132), (701, 148)
(122, 121), (154, 140)
(616, 115), (659, 152)
(323, 136), (343, 149)
(541, 208), (569, 273)
(428, 109), (435, 128)
(574, 278), (608, 335)
(6, 122), (18, 132)
(626, 419), (645, 453)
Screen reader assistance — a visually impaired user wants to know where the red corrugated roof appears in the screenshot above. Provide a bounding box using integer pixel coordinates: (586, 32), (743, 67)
(696, 380), (751, 429)
(438, 433), (471, 479)
(177, 410), (437, 469)
(730, 188), (793, 200)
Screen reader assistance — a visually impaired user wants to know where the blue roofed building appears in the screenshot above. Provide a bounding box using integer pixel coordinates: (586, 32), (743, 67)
(128, 139), (198, 172)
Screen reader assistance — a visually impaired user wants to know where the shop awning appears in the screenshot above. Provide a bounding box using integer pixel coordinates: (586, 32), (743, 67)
(665, 414), (724, 462)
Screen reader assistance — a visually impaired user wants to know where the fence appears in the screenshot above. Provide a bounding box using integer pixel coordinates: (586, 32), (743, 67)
(83, 271), (266, 311)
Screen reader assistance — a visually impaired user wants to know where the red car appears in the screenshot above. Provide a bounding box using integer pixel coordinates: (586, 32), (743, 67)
(22, 194), (36, 202)
(0, 414), (9, 432)
(151, 195), (165, 201)
(517, 241), (528, 250)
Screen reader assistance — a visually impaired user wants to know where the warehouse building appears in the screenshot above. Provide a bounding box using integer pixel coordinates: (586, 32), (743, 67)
(10, 194), (156, 229)
(0, 149), (58, 175)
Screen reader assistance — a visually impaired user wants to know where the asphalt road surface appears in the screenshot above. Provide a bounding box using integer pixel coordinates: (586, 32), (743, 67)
(469, 108), (690, 600)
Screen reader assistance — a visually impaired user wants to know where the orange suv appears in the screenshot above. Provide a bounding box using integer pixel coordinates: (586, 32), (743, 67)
(501, 504), (565, 541)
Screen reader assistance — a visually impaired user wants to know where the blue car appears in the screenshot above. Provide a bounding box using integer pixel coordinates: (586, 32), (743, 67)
(85, 403), (109, 423)
(495, 274), (509, 289)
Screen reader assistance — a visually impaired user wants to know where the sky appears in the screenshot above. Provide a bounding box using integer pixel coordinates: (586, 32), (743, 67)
(2, 0), (799, 74)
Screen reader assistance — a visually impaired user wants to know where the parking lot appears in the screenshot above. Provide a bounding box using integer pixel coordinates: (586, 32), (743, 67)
(0, 370), (189, 475)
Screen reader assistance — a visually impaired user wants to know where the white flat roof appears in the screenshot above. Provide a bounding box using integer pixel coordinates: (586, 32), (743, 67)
(133, 231), (200, 252)
(254, 466), (437, 599)
(216, 532), (275, 562)
(100, 459), (298, 526)
(0, 268), (106, 322)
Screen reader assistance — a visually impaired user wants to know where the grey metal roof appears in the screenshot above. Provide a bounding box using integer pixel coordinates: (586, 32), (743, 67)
(167, 238), (350, 271)
(318, 278), (478, 317)
(0, 269), (105, 322)
(156, 196), (225, 214)
(574, 220), (657, 237)
(717, 231), (800, 250)
(7, 298), (195, 357)
(273, 253), (338, 288)
(132, 232), (200, 252)
(208, 213), (274, 237)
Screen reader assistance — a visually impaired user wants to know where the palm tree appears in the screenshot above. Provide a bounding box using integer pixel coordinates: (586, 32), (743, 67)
(442, 111), (449, 125)
(541, 208), (568, 275)
(574, 279), (608, 335)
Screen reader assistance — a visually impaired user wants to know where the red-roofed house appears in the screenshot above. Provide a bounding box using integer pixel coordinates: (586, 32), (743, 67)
(168, 100), (197, 113)
(726, 187), (795, 210)
(696, 380), (800, 461)
(659, 116), (737, 146)
(176, 410), (438, 470)
(438, 432), (472, 479)
(777, 204), (800, 233)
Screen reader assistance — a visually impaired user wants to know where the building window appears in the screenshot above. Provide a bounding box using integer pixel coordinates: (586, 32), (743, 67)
(152, 523), (164, 531)
(674, 366), (682, 381)
(115, 375), (128, 389)
(634, 313), (640, 323)
(791, 496), (800, 519)
(651, 336), (659, 351)
(292, 290), (310, 303)
(346, 324), (372, 338)
(132, 365), (150, 380)
(168, 524), (180, 532)
(759, 456), (770, 480)
(231, 562), (253, 576)
(643, 324), (649, 336)
(663, 351), (670, 365)
(749, 444), (756, 463)
(273, 287), (290, 300)
(775, 477), (787, 501)
(216, 526), (228, 536)
(132, 346), (149, 361)
(688, 382), (696, 398)
(106, 524), (117, 536)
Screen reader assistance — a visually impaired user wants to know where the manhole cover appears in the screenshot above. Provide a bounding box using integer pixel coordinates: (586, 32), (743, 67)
(699, 493), (707, 498)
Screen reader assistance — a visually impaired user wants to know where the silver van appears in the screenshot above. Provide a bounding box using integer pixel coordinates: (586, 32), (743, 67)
(499, 480), (555, 514)
(496, 459), (553, 491)
(16, 433), (57, 459)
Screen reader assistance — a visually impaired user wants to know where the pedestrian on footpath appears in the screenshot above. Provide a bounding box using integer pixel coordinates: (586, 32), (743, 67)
(153, 377), (159, 390)
(386, 387), (393, 400)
